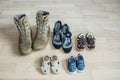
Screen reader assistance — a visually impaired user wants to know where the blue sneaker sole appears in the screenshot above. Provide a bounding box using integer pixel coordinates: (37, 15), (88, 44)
(68, 70), (76, 74)
(77, 68), (85, 73)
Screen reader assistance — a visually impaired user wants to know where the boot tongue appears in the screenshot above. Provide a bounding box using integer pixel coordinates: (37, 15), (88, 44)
(41, 11), (49, 15)
(37, 10), (49, 17)
(14, 14), (26, 22)
(69, 56), (76, 65)
(36, 11), (49, 24)
(77, 55), (84, 64)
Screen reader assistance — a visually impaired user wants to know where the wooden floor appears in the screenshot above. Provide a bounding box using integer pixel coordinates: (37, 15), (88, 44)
(0, 0), (120, 80)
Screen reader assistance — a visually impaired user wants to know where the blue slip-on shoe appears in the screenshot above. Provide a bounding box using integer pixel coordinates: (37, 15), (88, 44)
(52, 21), (62, 49)
(76, 54), (85, 72)
(62, 24), (72, 53)
(68, 56), (77, 74)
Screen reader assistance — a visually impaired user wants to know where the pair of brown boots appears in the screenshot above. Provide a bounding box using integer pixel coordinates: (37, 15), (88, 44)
(14, 10), (50, 55)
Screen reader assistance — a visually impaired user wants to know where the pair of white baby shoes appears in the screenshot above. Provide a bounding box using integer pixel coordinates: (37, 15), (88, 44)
(41, 55), (61, 75)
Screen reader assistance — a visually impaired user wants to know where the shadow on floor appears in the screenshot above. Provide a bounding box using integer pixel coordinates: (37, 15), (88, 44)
(61, 59), (68, 74)
(35, 56), (43, 74)
(49, 32), (56, 50)
(0, 24), (21, 56)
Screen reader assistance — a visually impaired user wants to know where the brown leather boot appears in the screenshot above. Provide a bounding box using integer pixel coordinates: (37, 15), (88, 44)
(14, 14), (32, 55)
(33, 10), (50, 50)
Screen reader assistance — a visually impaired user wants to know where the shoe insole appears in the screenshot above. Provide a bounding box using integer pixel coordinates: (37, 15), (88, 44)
(55, 22), (61, 32)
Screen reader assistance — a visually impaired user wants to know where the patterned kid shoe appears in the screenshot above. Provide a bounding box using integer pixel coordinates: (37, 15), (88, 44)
(76, 54), (85, 72)
(86, 33), (95, 49)
(50, 55), (61, 74)
(41, 55), (50, 75)
(33, 10), (50, 50)
(62, 24), (72, 53)
(77, 33), (86, 50)
(68, 56), (76, 74)
(14, 14), (32, 55)
(52, 21), (62, 49)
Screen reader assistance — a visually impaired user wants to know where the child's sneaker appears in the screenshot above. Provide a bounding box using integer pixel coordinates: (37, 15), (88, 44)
(68, 56), (76, 74)
(76, 54), (85, 72)
(50, 55), (61, 74)
(77, 33), (86, 50)
(86, 33), (95, 50)
(41, 55), (50, 75)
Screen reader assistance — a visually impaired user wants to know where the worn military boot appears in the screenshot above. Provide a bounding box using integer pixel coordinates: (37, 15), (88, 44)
(14, 14), (32, 55)
(33, 10), (50, 50)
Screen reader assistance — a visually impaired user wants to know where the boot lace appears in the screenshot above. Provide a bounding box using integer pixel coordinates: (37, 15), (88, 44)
(36, 16), (48, 38)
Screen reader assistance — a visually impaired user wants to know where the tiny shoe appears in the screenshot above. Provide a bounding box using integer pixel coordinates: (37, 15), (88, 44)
(68, 56), (76, 74)
(86, 33), (95, 49)
(52, 21), (62, 49)
(76, 54), (85, 72)
(62, 24), (72, 53)
(77, 33), (86, 50)
(41, 55), (50, 75)
(50, 55), (61, 74)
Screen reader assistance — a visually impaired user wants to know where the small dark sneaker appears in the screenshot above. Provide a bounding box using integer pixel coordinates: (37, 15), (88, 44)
(77, 33), (86, 50)
(62, 24), (72, 53)
(68, 56), (76, 74)
(76, 54), (85, 72)
(86, 33), (95, 49)
(52, 21), (62, 49)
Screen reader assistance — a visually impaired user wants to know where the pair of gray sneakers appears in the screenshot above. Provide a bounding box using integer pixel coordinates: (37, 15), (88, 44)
(14, 10), (50, 55)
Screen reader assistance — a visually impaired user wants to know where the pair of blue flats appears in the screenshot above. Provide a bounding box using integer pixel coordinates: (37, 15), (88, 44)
(68, 54), (85, 74)
(52, 21), (72, 53)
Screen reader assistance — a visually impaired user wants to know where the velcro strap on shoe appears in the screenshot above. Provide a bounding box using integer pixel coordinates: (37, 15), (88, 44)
(66, 31), (72, 38)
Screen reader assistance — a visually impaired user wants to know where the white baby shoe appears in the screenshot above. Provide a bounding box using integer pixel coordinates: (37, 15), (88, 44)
(41, 55), (50, 75)
(50, 55), (61, 74)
